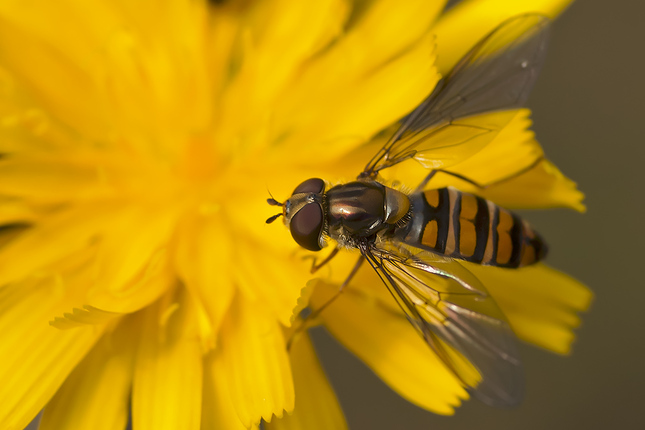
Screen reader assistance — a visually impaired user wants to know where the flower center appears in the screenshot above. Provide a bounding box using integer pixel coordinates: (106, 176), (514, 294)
(174, 135), (222, 188)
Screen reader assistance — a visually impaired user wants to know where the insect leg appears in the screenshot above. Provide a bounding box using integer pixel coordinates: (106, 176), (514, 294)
(287, 256), (365, 351)
(309, 255), (365, 316)
(415, 169), (487, 192)
(434, 170), (488, 189)
(309, 247), (339, 274)
(414, 170), (438, 193)
(481, 156), (545, 187)
(415, 157), (545, 193)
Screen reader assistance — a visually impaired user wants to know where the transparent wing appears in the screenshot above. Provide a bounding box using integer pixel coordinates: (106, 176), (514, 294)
(362, 14), (550, 178)
(361, 243), (524, 407)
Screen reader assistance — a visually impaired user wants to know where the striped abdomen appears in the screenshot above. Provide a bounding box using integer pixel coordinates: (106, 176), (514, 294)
(400, 187), (547, 268)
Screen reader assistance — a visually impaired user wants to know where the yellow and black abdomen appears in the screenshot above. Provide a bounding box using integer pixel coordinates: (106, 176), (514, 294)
(399, 188), (547, 268)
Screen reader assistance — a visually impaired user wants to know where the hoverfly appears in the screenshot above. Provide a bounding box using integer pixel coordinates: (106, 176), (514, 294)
(267, 14), (551, 407)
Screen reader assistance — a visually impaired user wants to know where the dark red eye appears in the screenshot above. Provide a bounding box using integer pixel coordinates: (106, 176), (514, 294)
(292, 178), (325, 195)
(290, 203), (324, 251)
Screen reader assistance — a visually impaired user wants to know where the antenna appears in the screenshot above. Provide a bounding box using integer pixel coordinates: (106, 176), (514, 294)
(266, 213), (283, 224)
(267, 197), (283, 206)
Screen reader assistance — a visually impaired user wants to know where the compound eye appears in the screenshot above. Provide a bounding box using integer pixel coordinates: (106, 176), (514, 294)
(292, 178), (325, 195)
(290, 203), (324, 251)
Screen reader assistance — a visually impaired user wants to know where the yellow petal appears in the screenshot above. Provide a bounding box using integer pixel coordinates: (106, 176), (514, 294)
(215, 0), (349, 156)
(0, 275), (105, 430)
(97, 11), (213, 149)
(0, 3), (115, 139)
(476, 159), (585, 212)
(0, 223), (28, 249)
(87, 256), (174, 314)
(220, 293), (295, 427)
(0, 198), (37, 225)
(204, 4), (239, 104)
(273, 0), (444, 120)
(201, 349), (259, 430)
(0, 202), (120, 286)
(95, 206), (175, 292)
(0, 105), (85, 156)
(463, 262), (592, 354)
(39, 315), (136, 430)
(311, 277), (468, 415)
(85, 205), (178, 313)
(266, 332), (347, 430)
(49, 305), (122, 330)
(0, 153), (109, 201)
(430, 109), (540, 185)
(374, 108), (584, 211)
(1, 0), (213, 147)
(381, 109), (532, 184)
(382, 107), (538, 188)
(132, 289), (203, 430)
(114, 0), (213, 134)
(432, 0), (574, 73)
(234, 242), (311, 326)
(272, 33), (439, 165)
(226, 195), (312, 325)
(309, 0), (445, 81)
(330, 111), (536, 197)
(175, 213), (235, 350)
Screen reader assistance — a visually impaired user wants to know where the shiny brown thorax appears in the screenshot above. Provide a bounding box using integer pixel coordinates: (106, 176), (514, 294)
(325, 181), (409, 243)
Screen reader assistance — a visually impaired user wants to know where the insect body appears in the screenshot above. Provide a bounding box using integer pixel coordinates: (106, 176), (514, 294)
(268, 14), (551, 407)
(401, 186), (547, 268)
(286, 178), (546, 266)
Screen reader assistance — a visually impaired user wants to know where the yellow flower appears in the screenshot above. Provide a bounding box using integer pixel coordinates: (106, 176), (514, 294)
(0, 0), (591, 429)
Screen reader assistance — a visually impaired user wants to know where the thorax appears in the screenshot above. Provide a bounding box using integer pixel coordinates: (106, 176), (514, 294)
(325, 180), (410, 244)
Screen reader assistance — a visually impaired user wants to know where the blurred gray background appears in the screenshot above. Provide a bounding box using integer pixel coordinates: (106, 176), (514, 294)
(25, 0), (644, 429)
(313, 0), (645, 429)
